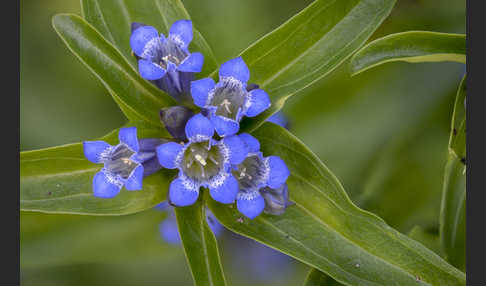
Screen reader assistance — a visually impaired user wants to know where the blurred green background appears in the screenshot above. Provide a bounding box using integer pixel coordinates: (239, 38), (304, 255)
(20, 0), (465, 285)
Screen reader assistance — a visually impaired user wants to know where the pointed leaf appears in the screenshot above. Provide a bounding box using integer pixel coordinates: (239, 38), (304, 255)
(217, 0), (396, 132)
(440, 75), (466, 271)
(175, 199), (227, 286)
(350, 31), (466, 76)
(52, 14), (176, 125)
(209, 123), (466, 286)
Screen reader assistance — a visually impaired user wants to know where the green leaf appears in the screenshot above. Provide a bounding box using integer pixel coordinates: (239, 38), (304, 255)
(439, 75), (466, 271)
(175, 199), (227, 286)
(20, 123), (174, 215)
(304, 268), (344, 286)
(448, 75), (467, 157)
(52, 14), (176, 125)
(224, 0), (396, 132)
(209, 123), (465, 286)
(81, 0), (218, 77)
(302, 226), (443, 286)
(350, 31), (466, 76)
(407, 226), (441, 256)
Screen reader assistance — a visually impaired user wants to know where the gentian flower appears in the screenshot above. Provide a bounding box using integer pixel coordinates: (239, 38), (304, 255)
(266, 111), (290, 129)
(155, 202), (224, 245)
(83, 127), (165, 198)
(156, 114), (248, 206)
(159, 105), (194, 141)
(232, 133), (290, 219)
(260, 183), (292, 215)
(191, 57), (271, 136)
(130, 20), (203, 102)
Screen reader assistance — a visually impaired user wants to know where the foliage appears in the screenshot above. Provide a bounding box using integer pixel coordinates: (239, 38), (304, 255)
(20, 0), (466, 285)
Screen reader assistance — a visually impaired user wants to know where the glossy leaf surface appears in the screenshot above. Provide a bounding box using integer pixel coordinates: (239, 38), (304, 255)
(52, 14), (176, 125)
(209, 123), (465, 286)
(440, 75), (466, 271)
(350, 31), (466, 75)
(219, 0), (397, 132)
(175, 199), (227, 286)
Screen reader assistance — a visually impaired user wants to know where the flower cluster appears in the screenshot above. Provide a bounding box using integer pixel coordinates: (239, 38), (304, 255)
(83, 19), (292, 220)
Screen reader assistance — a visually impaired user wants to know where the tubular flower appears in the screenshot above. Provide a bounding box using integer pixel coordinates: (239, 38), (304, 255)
(83, 127), (161, 198)
(130, 20), (203, 102)
(191, 57), (271, 137)
(232, 133), (290, 219)
(156, 114), (248, 207)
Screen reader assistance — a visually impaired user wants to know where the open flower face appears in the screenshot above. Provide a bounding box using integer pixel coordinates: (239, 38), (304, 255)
(130, 20), (204, 102)
(191, 57), (271, 136)
(83, 127), (145, 198)
(232, 133), (291, 219)
(156, 114), (249, 207)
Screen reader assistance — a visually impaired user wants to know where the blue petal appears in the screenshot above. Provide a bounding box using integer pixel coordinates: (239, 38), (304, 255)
(237, 192), (265, 219)
(219, 57), (250, 83)
(185, 113), (214, 142)
(159, 216), (181, 244)
(139, 138), (168, 152)
(246, 89), (271, 117)
(131, 22), (146, 34)
(125, 165), (144, 191)
(130, 25), (159, 56)
(156, 142), (184, 169)
(206, 210), (224, 236)
(238, 133), (260, 153)
(210, 115), (240, 137)
(160, 106), (194, 141)
(118, 127), (139, 152)
(267, 156), (290, 189)
(93, 171), (122, 198)
(221, 135), (249, 165)
(261, 184), (291, 215)
(209, 174), (239, 204)
(154, 201), (170, 211)
(141, 157), (162, 176)
(191, 78), (215, 107)
(266, 111), (289, 128)
(83, 141), (111, 163)
(169, 19), (193, 49)
(177, 52), (204, 73)
(138, 59), (166, 80)
(166, 61), (178, 72)
(168, 177), (200, 207)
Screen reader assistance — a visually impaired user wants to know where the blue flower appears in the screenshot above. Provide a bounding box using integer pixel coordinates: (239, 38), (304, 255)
(155, 202), (224, 245)
(130, 20), (203, 102)
(231, 133), (290, 219)
(159, 105), (194, 141)
(83, 127), (156, 198)
(156, 114), (248, 206)
(266, 111), (290, 129)
(191, 57), (271, 137)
